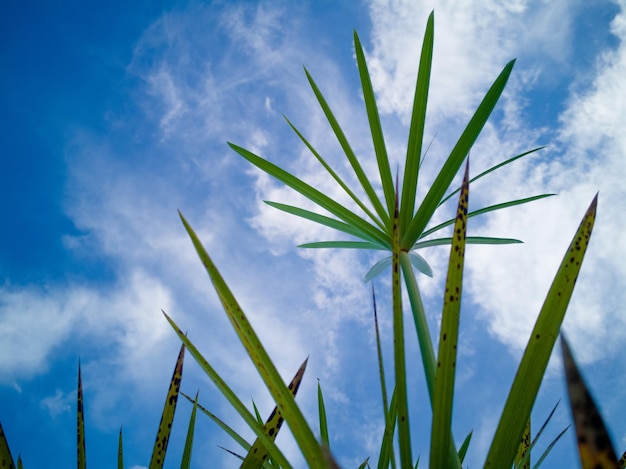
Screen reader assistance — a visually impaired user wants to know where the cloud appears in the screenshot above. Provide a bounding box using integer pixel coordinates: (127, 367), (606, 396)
(354, 0), (626, 368)
(0, 270), (172, 386)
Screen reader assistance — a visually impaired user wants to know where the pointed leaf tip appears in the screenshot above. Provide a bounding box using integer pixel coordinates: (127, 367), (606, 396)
(561, 335), (619, 469)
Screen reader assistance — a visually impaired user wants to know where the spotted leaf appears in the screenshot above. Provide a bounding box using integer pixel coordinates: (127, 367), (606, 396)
(149, 343), (185, 469)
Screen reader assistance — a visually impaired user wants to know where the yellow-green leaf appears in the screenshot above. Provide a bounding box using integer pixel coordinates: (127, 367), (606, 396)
(241, 359), (308, 469)
(149, 344), (185, 469)
(0, 421), (16, 469)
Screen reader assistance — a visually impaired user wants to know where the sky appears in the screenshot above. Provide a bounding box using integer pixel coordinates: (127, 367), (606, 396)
(1, 0), (625, 467)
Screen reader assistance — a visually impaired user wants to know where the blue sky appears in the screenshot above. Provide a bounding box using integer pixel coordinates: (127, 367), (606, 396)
(1, 0), (625, 467)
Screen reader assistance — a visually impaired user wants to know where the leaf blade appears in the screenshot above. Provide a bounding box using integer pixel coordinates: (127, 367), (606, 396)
(429, 162), (469, 468)
(178, 213), (326, 467)
(354, 30), (395, 221)
(402, 59), (516, 249)
(399, 10), (434, 234)
(485, 194), (598, 467)
(230, 142), (390, 249)
(561, 336), (620, 469)
(149, 344), (185, 469)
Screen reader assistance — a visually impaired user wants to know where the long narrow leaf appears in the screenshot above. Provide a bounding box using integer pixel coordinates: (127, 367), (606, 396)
(354, 30), (395, 222)
(149, 344), (185, 469)
(372, 286), (396, 469)
(118, 427), (124, 469)
(402, 59), (515, 249)
(181, 392), (199, 469)
(561, 336), (620, 469)
(0, 421), (16, 469)
(438, 146), (546, 207)
(421, 194), (555, 239)
(429, 162), (469, 469)
(377, 389), (398, 469)
(284, 117), (386, 231)
(458, 431), (472, 464)
(413, 236), (522, 249)
(484, 194), (598, 467)
(241, 359), (309, 469)
(318, 381), (330, 449)
(532, 425), (570, 469)
(77, 363), (86, 469)
(164, 313), (293, 469)
(178, 212), (327, 468)
(229, 143), (390, 249)
(264, 201), (383, 246)
(299, 241), (385, 250)
(181, 393), (252, 453)
(304, 69), (389, 228)
(400, 10), (434, 234)
(515, 401), (562, 469)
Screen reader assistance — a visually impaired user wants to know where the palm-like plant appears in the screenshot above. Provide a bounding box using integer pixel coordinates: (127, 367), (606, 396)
(227, 11), (555, 468)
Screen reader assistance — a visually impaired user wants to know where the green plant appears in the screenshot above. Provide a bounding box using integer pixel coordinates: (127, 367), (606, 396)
(1, 10), (624, 469)
(161, 11), (621, 468)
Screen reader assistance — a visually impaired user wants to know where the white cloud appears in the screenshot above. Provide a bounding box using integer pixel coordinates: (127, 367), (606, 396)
(356, 0), (626, 368)
(40, 388), (73, 418)
(0, 270), (173, 387)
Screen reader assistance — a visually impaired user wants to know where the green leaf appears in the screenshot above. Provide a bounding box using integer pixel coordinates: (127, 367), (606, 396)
(229, 143), (390, 249)
(458, 431), (472, 463)
(304, 68), (390, 228)
(371, 287), (397, 469)
(77, 363), (86, 469)
(413, 236), (522, 249)
(149, 343), (185, 469)
(164, 313), (292, 469)
(515, 401), (562, 469)
(561, 336), (620, 469)
(376, 389), (398, 469)
(402, 59), (516, 249)
(364, 252), (432, 282)
(241, 359), (309, 469)
(318, 381), (330, 449)
(421, 194), (555, 239)
(484, 194), (598, 468)
(429, 162), (469, 469)
(399, 10), (434, 234)
(284, 117), (386, 231)
(181, 392), (199, 469)
(181, 393), (252, 453)
(438, 146), (546, 207)
(354, 30), (395, 223)
(299, 240), (385, 250)
(178, 212), (327, 468)
(408, 252), (433, 277)
(0, 421), (16, 469)
(532, 424), (570, 469)
(264, 201), (379, 244)
(118, 427), (124, 469)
